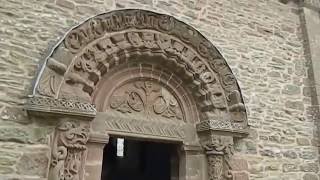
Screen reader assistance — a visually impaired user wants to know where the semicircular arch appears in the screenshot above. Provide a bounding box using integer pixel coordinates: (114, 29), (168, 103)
(30, 9), (248, 133)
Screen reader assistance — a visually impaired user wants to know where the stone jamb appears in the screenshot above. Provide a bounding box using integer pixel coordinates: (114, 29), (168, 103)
(84, 133), (109, 180)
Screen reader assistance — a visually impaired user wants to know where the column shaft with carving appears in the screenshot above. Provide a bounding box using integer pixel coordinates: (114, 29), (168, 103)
(202, 134), (234, 180)
(49, 121), (90, 180)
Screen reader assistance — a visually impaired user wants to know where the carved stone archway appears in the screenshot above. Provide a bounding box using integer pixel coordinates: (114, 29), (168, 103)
(26, 9), (248, 180)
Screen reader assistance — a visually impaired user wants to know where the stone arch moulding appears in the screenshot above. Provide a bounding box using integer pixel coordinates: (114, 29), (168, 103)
(25, 9), (249, 180)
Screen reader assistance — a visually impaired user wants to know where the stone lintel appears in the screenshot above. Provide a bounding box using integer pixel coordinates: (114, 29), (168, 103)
(25, 96), (96, 118)
(92, 111), (185, 142)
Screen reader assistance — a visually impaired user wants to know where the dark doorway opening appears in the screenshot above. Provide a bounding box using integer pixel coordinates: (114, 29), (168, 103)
(101, 137), (179, 180)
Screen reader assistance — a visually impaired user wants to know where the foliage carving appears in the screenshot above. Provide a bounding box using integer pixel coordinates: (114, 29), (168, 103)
(110, 81), (183, 120)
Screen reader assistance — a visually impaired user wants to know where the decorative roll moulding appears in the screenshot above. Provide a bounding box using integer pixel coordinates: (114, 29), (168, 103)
(29, 9), (247, 129)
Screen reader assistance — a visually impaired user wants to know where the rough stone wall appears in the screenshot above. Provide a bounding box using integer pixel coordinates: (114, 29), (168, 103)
(0, 0), (318, 180)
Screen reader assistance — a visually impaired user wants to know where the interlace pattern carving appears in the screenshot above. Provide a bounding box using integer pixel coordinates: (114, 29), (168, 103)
(49, 122), (89, 180)
(26, 96), (96, 117)
(110, 81), (183, 120)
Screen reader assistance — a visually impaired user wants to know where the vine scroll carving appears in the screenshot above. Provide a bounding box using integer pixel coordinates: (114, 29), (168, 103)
(109, 80), (183, 120)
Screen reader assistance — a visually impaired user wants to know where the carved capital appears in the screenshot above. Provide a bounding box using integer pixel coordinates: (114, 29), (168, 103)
(49, 121), (90, 180)
(201, 134), (234, 180)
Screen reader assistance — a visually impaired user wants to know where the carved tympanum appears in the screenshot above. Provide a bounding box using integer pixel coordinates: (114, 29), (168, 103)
(202, 135), (233, 180)
(109, 80), (183, 120)
(49, 122), (89, 180)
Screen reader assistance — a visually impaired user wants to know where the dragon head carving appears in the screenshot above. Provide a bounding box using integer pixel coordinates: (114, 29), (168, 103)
(57, 122), (89, 150)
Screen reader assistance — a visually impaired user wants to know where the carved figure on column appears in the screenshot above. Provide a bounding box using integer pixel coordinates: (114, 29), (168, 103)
(202, 135), (234, 180)
(49, 121), (89, 180)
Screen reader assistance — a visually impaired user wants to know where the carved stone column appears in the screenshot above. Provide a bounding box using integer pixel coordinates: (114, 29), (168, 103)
(202, 134), (233, 180)
(49, 121), (90, 180)
(25, 96), (98, 180)
(197, 120), (247, 180)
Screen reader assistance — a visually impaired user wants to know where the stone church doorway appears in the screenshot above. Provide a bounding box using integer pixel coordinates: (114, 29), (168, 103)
(26, 9), (248, 180)
(101, 137), (179, 180)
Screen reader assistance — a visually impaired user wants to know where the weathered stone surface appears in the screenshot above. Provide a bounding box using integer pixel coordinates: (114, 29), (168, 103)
(265, 163), (280, 171)
(234, 140), (257, 154)
(283, 163), (299, 172)
(0, 127), (31, 143)
(303, 86), (316, 97)
(0, 126), (51, 144)
(16, 151), (49, 178)
(303, 0), (320, 9)
(283, 150), (298, 159)
(303, 173), (319, 180)
(299, 150), (318, 160)
(282, 85), (301, 95)
(0, 106), (30, 124)
(285, 100), (305, 111)
(230, 158), (248, 171)
(0, 157), (16, 166)
(56, 0), (75, 9)
(297, 137), (311, 146)
(259, 149), (281, 158)
(300, 163), (319, 173)
(0, 0), (318, 179)
(0, 166), (14, 174)
(233, 172), (249, 180)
